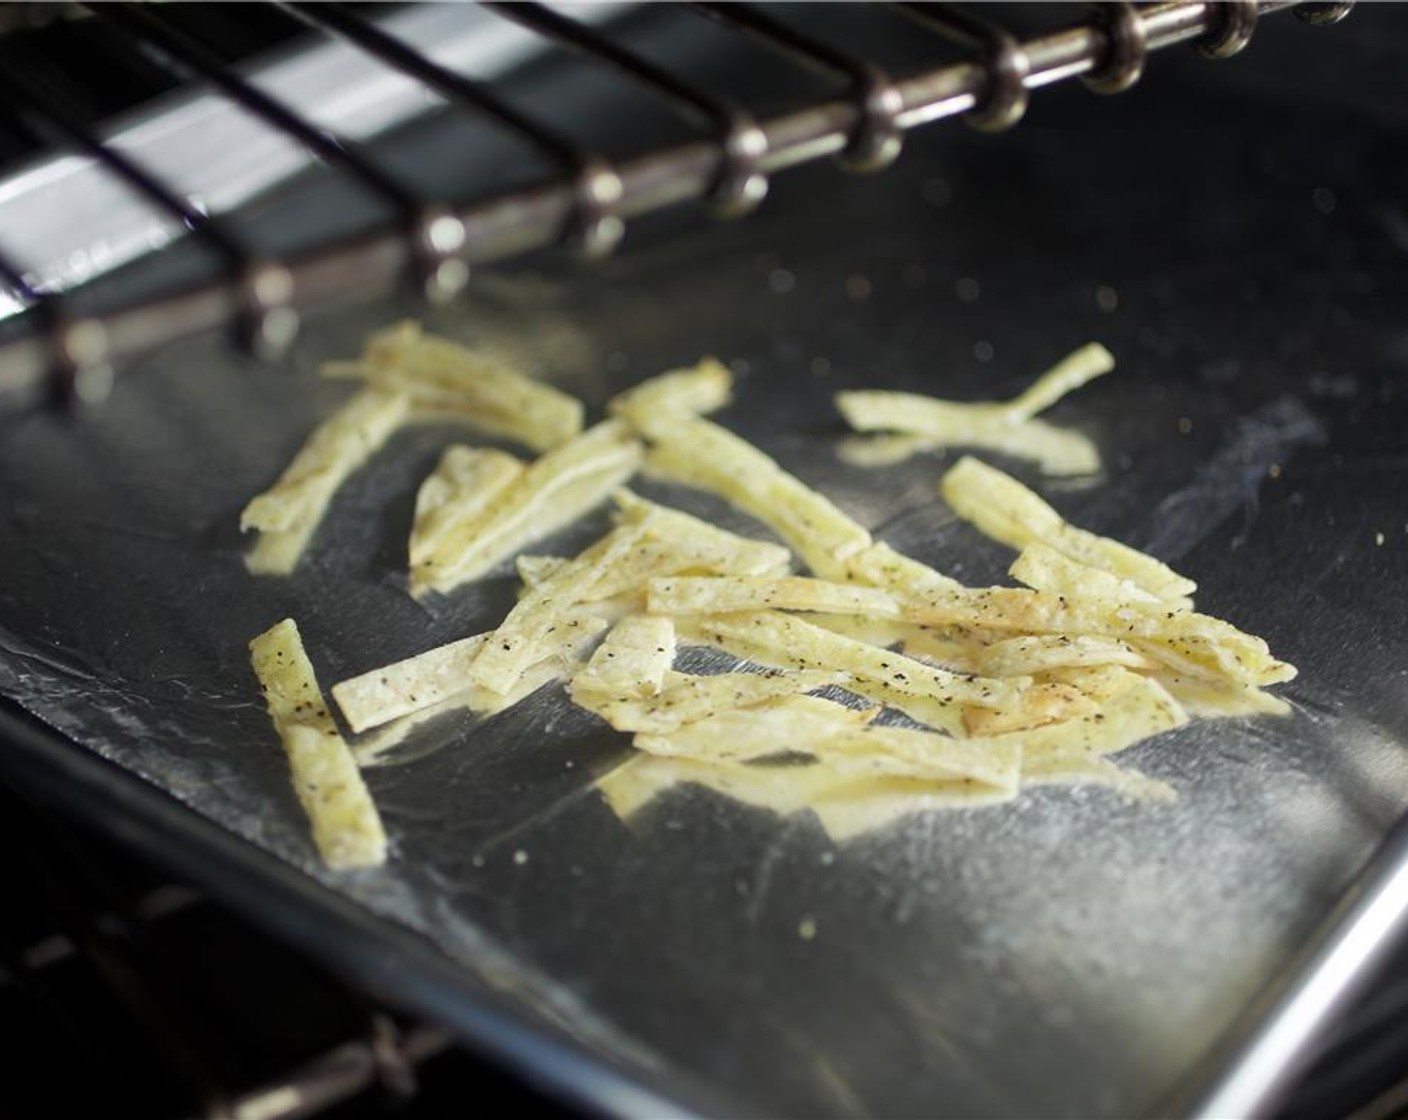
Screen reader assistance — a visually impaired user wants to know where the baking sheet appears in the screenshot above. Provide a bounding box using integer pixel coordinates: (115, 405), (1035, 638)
(3, 12), (1408, 1117)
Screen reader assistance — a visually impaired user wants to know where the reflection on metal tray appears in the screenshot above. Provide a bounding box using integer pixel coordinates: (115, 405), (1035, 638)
(3, 7), (1408, 1120)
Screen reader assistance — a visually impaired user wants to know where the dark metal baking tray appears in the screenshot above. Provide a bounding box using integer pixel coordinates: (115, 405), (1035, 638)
(3, 10), (1407, 1118)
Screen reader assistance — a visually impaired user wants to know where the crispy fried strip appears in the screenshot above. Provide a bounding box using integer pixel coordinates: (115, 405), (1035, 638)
(333, 615), (609, 734)
(899, 625), (991, 673)
(327, 321), (584, 452)
(808, 613), (918, 651)
(673, 618), (962, 733)
(613, 490), (793, 575)
(242, 388), (411, 575)
(469, 520), (653, 695)
(597, 754), (1013, 837)
(596, 754), (856, 821)
(941, 456), (1195, 601)
(517, 492), (794, 609)
(674, 611), (1035, 739)
(599, 673), (1175, 832)
(573, 615), (676, 699)
(837, 343), (1115, 434)
(245, 520), (322, 577)
(1011, 543), (1193, 611)
(1153, 673), (1292, 719)
(1036, 665), (1147, 705)
(644, 418), (870, 578)
(977, 633), (1158, 678)
(413, 420), (643, 597)
(602, 728), (1181, 834)
(1005, 342), (1118, 420)
(905, 586), (1292, 687)
(249, 619), (387, 869)
(681, 611), (1022, 707)
(648, 576), (902, 619)
(959, 680), (1099, 736)
(840, 418), (1100, 476)
(571, 667), (842, 734)
(516, 554), (568, 588)
(351, 654), (573, 768)
(836, 343), (1114, 474)
(1013, 673), (1188, 768)
(335, 633), (489, 734)
(646, 585), (1098, 742)
(409, 446), (524, 571)
(633, 694), (1022, 790)
(842, 541), (960, 595)
(609, 357), (733, 441)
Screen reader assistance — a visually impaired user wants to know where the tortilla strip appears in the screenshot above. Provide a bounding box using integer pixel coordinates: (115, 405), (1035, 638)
(977, 634), (1158, 678)
(572, 615), (676, 700)
(634, 694), (1022, 791)
(242, 387), (411, 575)
(843, 541), (961, 595)
(609, 357), (733, 441)
(1011, 542), (1193, 612)
(613, 490), (794, 576)
(645, 417), (871, 578)
(351, 654), (572, 768)
(413, 419), (643, 597)
(941, 456), (1195, 602)
(905, 586), (1292, 687)
(333, 615), (609, 734)
(327, 320), (583, 452)
(571, 667), (842, 734)
(469, 520), (653, 695)
(1014, 673), (1188, 769)
(408, 446), (524, 574)
(596, 754), (858, 821)
(837, 343), (1115, 474)
(648, 575), (902, 620)
(249, 619), (386, 869)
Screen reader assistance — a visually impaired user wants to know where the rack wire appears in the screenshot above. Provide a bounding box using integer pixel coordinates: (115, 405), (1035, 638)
(0, 1), (1353, 411)
(0, 774), (456, 1119)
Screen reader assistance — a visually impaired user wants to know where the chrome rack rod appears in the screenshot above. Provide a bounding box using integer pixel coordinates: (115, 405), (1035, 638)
(93, 2), (457, 312)
(224, 1020), (450, 1120)
(0, 0), (1343, 411)
(893, 3), (1033, 131)
(484, 1), (769, 216)
(0, 247), (111, 407)
(689, 1), (905, 171)
(279, 1), (625, 257)
(0, 59), (289, 387)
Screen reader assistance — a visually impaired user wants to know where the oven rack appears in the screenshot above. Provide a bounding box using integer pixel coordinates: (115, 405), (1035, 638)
(0, 0), (1351, 410)
(0, 774), (456, 1119)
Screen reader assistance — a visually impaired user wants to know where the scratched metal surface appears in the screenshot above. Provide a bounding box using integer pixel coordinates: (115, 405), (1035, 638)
(3, 9), (1408, 1118)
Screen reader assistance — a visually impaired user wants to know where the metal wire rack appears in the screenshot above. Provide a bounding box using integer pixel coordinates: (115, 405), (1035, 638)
(0, 774), (472, 1119)
(0, 0), (1353, 412)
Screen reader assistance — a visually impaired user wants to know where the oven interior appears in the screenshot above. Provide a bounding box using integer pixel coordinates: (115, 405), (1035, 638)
(2, 5), (1407, 1119)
